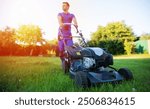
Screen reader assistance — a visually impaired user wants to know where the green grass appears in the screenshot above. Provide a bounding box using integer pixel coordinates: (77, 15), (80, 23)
(114, 54), (150, 59)
(0, 56), (150, 92)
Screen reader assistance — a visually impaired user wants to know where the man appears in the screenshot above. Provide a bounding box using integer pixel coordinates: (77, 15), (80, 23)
(57, 2), (78, 62)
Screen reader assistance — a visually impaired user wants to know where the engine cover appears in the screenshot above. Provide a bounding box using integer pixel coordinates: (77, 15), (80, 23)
(81, 47), (113, 67)
(81, 47), (104, 58)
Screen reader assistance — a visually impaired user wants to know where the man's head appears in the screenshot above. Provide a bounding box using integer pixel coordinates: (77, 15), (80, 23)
(62, 2), (70, 12)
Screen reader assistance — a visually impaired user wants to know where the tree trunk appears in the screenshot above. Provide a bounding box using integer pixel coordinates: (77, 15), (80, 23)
(30, 49), (34, 56)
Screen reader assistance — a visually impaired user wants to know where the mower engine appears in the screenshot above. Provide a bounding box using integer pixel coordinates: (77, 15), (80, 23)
(81, 47), (113, 69)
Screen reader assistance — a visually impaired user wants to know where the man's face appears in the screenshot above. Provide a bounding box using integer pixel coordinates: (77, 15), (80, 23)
(62, 3), (69, 11)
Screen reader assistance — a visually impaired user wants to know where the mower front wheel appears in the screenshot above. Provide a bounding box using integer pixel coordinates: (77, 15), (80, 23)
(118, 68), (133, 80)
(75, 71), (91, 88)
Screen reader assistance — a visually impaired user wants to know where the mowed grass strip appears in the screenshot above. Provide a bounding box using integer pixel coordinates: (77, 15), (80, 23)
(0, 56), (150, 92)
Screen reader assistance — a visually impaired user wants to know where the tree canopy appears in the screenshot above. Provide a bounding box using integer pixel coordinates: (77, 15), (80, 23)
(140, 33), (150, 40)
(91, 21), (135, 42)
(15, 24), (43, 46)
(0, 25), (58, 56)
(90, 21), (136, 55)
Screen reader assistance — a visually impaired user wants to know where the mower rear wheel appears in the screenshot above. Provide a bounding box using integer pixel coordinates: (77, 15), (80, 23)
(75, 71), (91, 88)
(118, 68), (133, 80)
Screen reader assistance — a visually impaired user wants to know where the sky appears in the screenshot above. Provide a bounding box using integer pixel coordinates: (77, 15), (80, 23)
(0, 0), (150, 40)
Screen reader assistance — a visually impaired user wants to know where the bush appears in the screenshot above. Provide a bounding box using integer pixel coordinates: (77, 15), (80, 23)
(88, 39), (125, 55)
(124, 40), (133, 55)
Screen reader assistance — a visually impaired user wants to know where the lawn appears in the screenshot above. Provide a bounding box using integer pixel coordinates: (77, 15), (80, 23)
(0, 55), (150, 92)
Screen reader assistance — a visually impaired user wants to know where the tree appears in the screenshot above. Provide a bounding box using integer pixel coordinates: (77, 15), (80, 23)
(140, 33), (150, 40)
(0, 27), (16, 55)
(14, 24), (43, 55)
(124, 39), (133, 55)
(90, 21), (135, 55)
(91, 21), (135, 41)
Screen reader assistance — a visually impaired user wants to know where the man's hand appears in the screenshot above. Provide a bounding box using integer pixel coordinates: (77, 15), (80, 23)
(58, 36), (63, 40)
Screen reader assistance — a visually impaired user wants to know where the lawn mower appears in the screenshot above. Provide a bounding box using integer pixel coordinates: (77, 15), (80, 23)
(59, 23), (133, 88)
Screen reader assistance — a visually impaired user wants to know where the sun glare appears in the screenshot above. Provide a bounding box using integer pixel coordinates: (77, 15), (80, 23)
(5, 0), (59, 40)
(9, 0), (43, 25)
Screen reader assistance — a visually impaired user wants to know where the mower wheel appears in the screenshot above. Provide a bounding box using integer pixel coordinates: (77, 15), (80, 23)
(118, 68), (133, 80)
(75, 71), (91, 88)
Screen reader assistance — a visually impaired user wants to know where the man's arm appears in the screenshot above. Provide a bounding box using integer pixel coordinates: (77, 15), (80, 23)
(73, 17), (78, 28)
(57, 15), (63, 27)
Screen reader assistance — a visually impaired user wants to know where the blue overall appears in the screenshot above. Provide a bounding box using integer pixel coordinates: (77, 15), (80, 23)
(57, 12), (75, 60)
